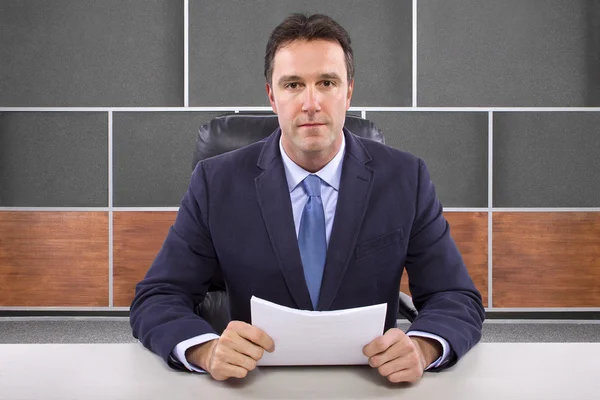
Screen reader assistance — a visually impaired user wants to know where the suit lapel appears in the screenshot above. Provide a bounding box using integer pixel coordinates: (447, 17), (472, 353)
(255, 129), (313, 310)
(317, 130), (374, 310)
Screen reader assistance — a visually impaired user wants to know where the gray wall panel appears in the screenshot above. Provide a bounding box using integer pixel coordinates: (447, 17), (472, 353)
(368, 112), (488, 207)
(586, 2), (600, 105)
(418, 0), (600, 106)
(493, 112), (600, 207)
(0, 112), (108, 206)
(190, 0), (411, 106)
(113, 111), (363, 206)
(113, 112), (222, 207)
(0, 0), (184, 106)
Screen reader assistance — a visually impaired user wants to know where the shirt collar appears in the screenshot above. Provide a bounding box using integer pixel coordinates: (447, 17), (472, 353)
(279, 132), (346, 193)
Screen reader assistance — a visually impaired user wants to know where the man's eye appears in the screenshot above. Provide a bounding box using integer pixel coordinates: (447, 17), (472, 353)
(286, 83), (299, 89)
(322, 81), (335, 87)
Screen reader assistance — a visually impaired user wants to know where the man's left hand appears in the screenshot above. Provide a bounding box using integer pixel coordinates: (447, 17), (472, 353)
(363, 328), (442, 383)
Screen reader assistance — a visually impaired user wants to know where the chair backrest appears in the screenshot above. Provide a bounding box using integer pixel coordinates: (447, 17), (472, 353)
(192, 113), (385, 169)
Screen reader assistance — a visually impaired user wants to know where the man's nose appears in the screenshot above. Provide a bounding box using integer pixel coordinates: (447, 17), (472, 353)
(301, 86), (321, 113)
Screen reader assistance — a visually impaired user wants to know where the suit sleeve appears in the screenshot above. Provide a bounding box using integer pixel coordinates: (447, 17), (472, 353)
(129, 161), (220, 370)
(404, 158), (486, 370)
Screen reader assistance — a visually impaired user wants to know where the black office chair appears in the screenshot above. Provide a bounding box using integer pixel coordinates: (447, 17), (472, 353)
(191, 114), (418, 334)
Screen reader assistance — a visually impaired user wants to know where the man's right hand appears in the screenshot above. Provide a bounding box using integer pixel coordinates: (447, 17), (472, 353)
(186, 321), (275, 381)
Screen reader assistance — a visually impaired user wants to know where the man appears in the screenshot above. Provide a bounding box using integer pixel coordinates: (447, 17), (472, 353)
(130, 13), (484, 384)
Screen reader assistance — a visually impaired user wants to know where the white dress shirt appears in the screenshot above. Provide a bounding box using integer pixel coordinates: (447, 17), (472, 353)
(174, 133), (449, 372)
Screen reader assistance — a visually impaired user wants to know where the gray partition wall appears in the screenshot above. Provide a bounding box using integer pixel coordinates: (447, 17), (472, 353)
(418, 0), (600, 107)
(0, 1), (184, 107)
(189, 0), (412, 106)
(1, 0), (599, 313)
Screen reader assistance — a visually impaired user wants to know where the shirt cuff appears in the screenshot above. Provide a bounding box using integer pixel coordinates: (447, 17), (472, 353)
(406, 330), (450, 370)
(172, 333), (220, 373)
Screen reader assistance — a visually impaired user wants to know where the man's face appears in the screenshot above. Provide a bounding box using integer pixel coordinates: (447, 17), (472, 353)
(267, 39), (353, 164)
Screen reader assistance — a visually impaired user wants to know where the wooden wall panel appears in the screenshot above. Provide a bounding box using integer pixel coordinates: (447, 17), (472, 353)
(114, 212), (488, 308)
(0, 212), (108, 306)
(113, 212), (176, 306)
(493, 213), (600, 307)
(401, 212), (488, 305)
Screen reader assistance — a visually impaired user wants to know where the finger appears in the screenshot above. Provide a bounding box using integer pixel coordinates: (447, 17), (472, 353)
(221, 346), (259, 372)
(229, 321), (275, 352)
(376, 354), (420, 378)
(211, 362), (251, 381)
(363, 328), (405, 357)
(211, 344), (257, 375)
(368, 337), (413, 368)
(220, 331), (265, 361)
(386, 367), (423, 384)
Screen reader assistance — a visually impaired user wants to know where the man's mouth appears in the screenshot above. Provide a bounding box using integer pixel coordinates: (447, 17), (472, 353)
(299, 123), (325, 127)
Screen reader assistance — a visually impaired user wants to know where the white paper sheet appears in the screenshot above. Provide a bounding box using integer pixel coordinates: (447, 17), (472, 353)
(251, 296), (387, 366)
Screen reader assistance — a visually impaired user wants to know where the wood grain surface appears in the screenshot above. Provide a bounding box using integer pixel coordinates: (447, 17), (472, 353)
(4, 208), (596, 309)
(112, 212), (176, 306)
(400, 212), (489, 305)
(0, 212), (108, 306)
(113, 212), (490, 308)
(493, 212), (600, 307)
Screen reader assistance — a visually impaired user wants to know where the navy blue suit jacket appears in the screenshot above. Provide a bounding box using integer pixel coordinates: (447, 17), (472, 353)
(130, 129), (485, 370)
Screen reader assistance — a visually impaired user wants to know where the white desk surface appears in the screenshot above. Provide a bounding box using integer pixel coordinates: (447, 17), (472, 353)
(1, 343), (599, 400)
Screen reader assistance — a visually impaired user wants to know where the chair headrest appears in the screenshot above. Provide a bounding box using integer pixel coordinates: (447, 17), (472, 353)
(192, 114), (384, 169)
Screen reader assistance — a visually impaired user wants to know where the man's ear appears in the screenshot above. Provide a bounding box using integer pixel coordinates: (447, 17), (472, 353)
(346, 79), (354, 109)
(266, 83), (278, 114)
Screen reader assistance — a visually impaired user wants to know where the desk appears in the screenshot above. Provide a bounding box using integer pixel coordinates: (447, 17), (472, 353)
(1, 343), (599, 399)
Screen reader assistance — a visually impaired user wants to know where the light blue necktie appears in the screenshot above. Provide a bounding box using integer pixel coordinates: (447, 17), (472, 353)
(298, 174), (327, 309)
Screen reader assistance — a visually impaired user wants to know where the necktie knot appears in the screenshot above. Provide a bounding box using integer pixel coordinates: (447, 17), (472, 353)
(303, 175), (321, 197)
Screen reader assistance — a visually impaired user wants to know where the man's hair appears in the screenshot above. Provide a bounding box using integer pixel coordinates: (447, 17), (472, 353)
(264, 13), (355, 86)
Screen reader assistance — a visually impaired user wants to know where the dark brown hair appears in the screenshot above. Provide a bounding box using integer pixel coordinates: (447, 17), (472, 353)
(264, 13), (354, 85)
